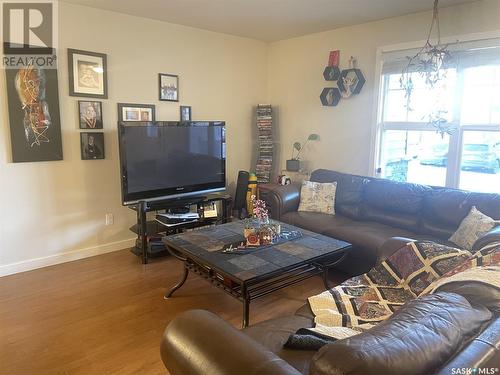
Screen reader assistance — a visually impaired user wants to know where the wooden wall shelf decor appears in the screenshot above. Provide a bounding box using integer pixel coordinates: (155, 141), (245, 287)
(338, 68), (366, 98)
(323, 66), (340, 81)
(320, 52), (365, 107)
(320, 87), (341, 107)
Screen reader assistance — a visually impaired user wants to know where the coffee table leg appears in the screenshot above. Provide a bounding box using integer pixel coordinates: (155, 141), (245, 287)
(242, 286), (250, 328)
(164, 265), (189, 299)
(322, 268), (331, 290)
(320, 249), (350, 290)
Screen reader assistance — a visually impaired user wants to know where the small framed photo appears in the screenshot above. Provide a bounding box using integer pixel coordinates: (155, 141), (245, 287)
(80, 132), (105, 160)
(68, 49), (108, 98)
(180, 106), (192, 122)
(117, 103), (155, 122)
(159, 73), (179, 101)
(79, 101), (103, 129)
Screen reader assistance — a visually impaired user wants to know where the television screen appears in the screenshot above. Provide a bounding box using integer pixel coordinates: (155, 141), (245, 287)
(118, 121), (226, 204)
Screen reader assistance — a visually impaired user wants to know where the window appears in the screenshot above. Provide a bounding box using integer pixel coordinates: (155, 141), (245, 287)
(376, 40), (500, 193)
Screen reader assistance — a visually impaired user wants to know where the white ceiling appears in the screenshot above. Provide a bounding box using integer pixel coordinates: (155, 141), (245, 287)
(62, 0), (479, 42)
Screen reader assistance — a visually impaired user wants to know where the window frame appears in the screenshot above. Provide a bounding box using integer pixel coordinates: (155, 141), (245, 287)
(372, 32), (500, 191)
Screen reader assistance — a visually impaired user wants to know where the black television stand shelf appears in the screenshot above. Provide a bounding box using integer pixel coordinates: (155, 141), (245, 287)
(128, 193), (232, 264)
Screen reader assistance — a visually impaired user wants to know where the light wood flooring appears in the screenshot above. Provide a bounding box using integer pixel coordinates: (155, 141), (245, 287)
(0, 249), (327, 374)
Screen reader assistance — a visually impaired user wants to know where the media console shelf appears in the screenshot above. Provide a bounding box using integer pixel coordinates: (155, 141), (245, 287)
(128, 193), (232, 264)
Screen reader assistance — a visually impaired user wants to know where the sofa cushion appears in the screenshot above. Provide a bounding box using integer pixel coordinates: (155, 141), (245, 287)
(420, 189), (500, 239)
(310, 292), (493, 375)
(244, 315), (315, 375)
(298, 180), (337, 215)
(281, 211), (355, 236)
(322, 220), (417, 257)
(435, 281), (500, 314)
(449, 206), (497, 250)
(363, 179), (430, 214)
(281, 211), (450, 263)
(310, 169), (368, 219)
(362, 179), (430, 232)
(362, 206), (419, 232)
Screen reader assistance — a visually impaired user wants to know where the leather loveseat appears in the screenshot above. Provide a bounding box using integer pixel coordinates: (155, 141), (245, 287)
(262, 169), (500, 275)
(161, 282), (500, 374)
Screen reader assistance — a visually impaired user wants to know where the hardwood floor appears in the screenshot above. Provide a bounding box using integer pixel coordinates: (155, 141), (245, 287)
(0, 249), (326, 374)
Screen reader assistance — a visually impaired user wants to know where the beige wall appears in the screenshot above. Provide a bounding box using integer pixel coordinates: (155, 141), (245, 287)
(268, 0), (500, 176)
(0, 2), (268, 274)
(2, 0), (499, 275)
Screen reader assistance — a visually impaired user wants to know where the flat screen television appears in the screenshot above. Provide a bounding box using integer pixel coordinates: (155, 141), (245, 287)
(118, 121), (226, 205)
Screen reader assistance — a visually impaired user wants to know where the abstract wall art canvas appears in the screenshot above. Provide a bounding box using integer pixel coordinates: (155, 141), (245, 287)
(5, 66), (63, 162)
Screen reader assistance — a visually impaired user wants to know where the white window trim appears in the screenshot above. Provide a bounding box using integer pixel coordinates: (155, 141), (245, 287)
(369, 30), (500, 182)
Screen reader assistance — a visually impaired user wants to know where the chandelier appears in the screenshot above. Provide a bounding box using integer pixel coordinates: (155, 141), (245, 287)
(400, 0), (455, 135)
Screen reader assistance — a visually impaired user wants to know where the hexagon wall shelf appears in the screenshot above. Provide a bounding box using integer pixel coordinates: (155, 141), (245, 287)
(320, 87), (341, 107)
(323, 66), (340, 81)
(337, 68), (366, 96)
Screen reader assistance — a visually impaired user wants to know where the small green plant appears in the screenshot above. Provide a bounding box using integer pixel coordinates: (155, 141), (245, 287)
(292, 133), (319, 160)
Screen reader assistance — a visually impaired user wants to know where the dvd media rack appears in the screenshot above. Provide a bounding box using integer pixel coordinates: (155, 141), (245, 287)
(255, 104), (274, 183)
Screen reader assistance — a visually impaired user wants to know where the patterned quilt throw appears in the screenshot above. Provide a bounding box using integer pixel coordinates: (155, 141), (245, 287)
(303, 241), (500, 341)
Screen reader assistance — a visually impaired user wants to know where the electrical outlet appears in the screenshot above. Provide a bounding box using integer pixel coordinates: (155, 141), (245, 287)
(105, 213), (114, 226)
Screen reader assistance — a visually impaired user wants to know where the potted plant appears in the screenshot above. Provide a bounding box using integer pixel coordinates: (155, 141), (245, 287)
(286, 133), (320, 172)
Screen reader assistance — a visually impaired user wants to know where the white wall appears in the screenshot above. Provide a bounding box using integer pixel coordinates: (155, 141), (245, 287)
(0, 2), (268, 275)
(268, 0), (500, 176)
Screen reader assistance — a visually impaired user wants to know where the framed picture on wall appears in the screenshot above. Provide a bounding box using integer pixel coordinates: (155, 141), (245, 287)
(79, 101), (103, 129)
(80, 132), (105, 160)
(159, 73), (179, 101)
(117, 103), (156, 122)
(68, 49), (108, 98)
(6, 64), (63, 162)
(180, 106), (192, 122)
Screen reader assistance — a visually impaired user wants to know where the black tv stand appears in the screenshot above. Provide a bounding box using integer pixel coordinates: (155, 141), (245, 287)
(128, 193), (232, 264)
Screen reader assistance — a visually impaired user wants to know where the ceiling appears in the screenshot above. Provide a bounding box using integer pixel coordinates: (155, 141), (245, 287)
(62, 0), (479, 42)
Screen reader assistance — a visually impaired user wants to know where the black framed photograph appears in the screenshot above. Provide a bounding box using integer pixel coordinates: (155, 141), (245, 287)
(180, 106), (192, 122)
(78, 101), (103, 129)
(159, 73), (179, 101)
(68, 49), (108, 98)
(6, 65), (63, 162)
(80, 132), (105, 160)
(117, 103), (155, 122)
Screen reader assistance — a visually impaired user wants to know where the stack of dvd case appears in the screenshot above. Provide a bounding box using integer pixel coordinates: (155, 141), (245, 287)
(255, 104), (273, 183)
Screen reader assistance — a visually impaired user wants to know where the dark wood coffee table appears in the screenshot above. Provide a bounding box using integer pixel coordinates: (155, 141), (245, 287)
(163, 220), (351, 327)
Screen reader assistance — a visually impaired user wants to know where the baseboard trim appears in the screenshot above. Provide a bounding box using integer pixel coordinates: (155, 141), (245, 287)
(0, 238), (136, 277)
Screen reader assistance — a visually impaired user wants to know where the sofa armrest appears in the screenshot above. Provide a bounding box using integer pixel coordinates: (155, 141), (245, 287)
(261, 183), (301, 220)
(377, 237), (416, 264)
(436, 318), (500, 374)
(472, 226), (500, 252)
(310, 293), (493, 375)
(161, 310), (301, 375)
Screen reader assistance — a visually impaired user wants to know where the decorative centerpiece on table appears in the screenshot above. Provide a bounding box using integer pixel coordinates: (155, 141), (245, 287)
(244, 195), (281, 247)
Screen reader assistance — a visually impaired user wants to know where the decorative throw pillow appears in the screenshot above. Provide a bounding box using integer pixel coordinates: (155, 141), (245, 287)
(449, 206), (498, 250)
(298, 180), (337, 215)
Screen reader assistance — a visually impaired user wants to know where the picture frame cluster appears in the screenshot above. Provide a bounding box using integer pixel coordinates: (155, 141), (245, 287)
(5, 45), (193, 163)
(68, 49), (107, 160)
(78, 100), (104, 160)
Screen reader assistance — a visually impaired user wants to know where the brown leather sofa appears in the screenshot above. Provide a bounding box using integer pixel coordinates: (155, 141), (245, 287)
(160, 169), (500, 374)
(263, 169), (500, 275)
(161, 282), (500, 374)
